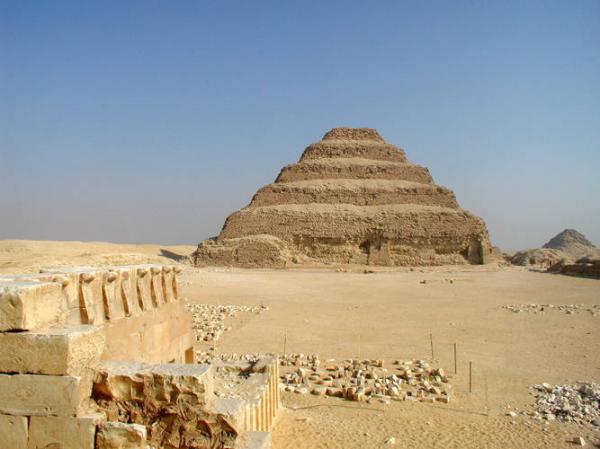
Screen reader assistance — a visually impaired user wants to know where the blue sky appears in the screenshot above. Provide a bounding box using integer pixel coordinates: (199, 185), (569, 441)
(1, 1), (599, 250)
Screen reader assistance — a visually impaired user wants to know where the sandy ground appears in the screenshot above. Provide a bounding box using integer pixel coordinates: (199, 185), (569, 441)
(1, 240), (599, 448)
(0, 239), (194, 274)
(182, 267), (600, 449)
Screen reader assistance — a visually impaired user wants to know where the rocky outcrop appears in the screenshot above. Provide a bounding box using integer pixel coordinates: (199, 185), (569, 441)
(559, 256), (600, 278)
(194, 128), (492, 268)
(510, 248), (572, 269)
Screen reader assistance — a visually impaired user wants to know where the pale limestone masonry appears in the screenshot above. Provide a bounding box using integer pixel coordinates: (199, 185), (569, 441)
(0, 265), (277, 449)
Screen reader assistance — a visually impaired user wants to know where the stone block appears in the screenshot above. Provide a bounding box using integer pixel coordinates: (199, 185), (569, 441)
(143, 363), (214, 405)
(40, 268), (87, 325)
(0, 281), (67, 331)
(78, 269), (106, 325)
(41, 267), (107, 325)
(149, 266), (165, 307)
(101, 270), (124, 320)
(135, 267), (152, 311)
(108, 266), (141, 317)
(0, 414), (28, 449)
(93, 362), (213, 405)
(0, 325), (104, 376)
(161, 266), (175, 302)
(27, 415), (101, 449)
(0, 374), (90, 416)
(96, 422), (147, 449)
(235, 431), (271, 449)
(208, 397), (246, 431)
(93, 361), (148, 402)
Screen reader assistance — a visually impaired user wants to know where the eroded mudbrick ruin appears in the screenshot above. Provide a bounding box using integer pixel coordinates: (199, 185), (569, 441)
(0, 266), (278, 449)
(194, 127), (493, 268)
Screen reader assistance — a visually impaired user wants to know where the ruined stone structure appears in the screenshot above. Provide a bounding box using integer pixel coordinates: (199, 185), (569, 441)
(0, 265), (278, 449)
(195, 128), (492, 267)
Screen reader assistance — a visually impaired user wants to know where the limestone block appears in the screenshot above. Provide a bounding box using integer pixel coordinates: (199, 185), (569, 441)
(93, 361), (148, 402)
(0, 325), (104, 376)
(96, 422), (147, 449)
(208, 398), (246, 431)
(101, 270), (123, 320)
(93, 362), (213, 405)
(27, 415), (102, 449)
(109, 266), (141, 316)
(42, 267), (107, 325)
(235, 431), (271, 449)
(0, 414), (28, 449)
(149, 266), (165, 307)
(100, 316), (143, 362)
(143, 363), (214, 405)
(161, 266), (175, 302)
(135, 267), (152, 310)
(40, 268), (87, 324)
(78, 269), (106, 325)
(173, 266), (182, 299)
(0, 374), (90, 416)
(140, 320), (170, 358)
(0, 281), (67, 331)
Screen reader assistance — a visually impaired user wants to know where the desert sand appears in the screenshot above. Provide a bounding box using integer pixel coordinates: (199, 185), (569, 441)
(1, 239), (599, 448)
(0, 239), (195, 274)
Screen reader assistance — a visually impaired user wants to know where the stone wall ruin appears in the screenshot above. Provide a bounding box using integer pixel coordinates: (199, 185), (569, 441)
(0, 265), (278, 449)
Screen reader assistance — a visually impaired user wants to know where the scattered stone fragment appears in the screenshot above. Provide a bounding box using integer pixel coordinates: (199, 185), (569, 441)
(384, 436), (396, 445)
(189, 303), (268, 357)
(198, 351), (453, 406)
(528, 382), (600, 425)
(502, 304), (600, 316)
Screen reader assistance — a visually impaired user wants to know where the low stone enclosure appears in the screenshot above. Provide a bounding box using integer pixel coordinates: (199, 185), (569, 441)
(0, 265), (279, 449)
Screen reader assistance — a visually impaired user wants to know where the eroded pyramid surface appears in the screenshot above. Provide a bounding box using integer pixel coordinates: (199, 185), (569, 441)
(194, 128), (492, 267)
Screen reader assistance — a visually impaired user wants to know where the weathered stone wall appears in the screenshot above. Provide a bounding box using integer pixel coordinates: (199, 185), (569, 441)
(0, 266), (277, 449)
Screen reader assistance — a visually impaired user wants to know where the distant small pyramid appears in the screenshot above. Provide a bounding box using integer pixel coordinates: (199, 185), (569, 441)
(194, 127), (493, 268)
(542, 229), (599, 259)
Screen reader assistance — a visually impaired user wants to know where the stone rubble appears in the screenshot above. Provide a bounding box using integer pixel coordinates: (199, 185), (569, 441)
(527, 382), (600, 425)
(188, 303), (269, 343)
(281, 356), (452, 404)
(200, 353), (453, 405)
(502, 304), (600, 316)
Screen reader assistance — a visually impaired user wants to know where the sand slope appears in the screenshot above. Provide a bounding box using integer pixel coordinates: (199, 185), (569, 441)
(0, 239), (195, 274)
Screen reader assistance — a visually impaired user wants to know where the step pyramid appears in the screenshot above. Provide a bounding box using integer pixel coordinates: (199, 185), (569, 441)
(194, 128), (492, 267)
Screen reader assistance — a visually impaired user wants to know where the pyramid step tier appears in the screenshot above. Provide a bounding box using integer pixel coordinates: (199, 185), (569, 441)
(275, 158), (434, 184)
(300, 140), (407, 163)
(250, 179), (458, 208)
(213, 204), (490, 266)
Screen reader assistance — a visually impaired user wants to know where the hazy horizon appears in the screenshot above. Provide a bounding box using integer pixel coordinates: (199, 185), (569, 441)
(1, 2), (599, 251)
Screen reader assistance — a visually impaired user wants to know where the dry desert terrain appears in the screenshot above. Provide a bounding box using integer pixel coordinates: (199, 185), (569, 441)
(1, 240), (599, 448)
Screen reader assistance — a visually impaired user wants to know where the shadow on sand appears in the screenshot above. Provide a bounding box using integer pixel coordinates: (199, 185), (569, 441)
(160, 248), (190, 263)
